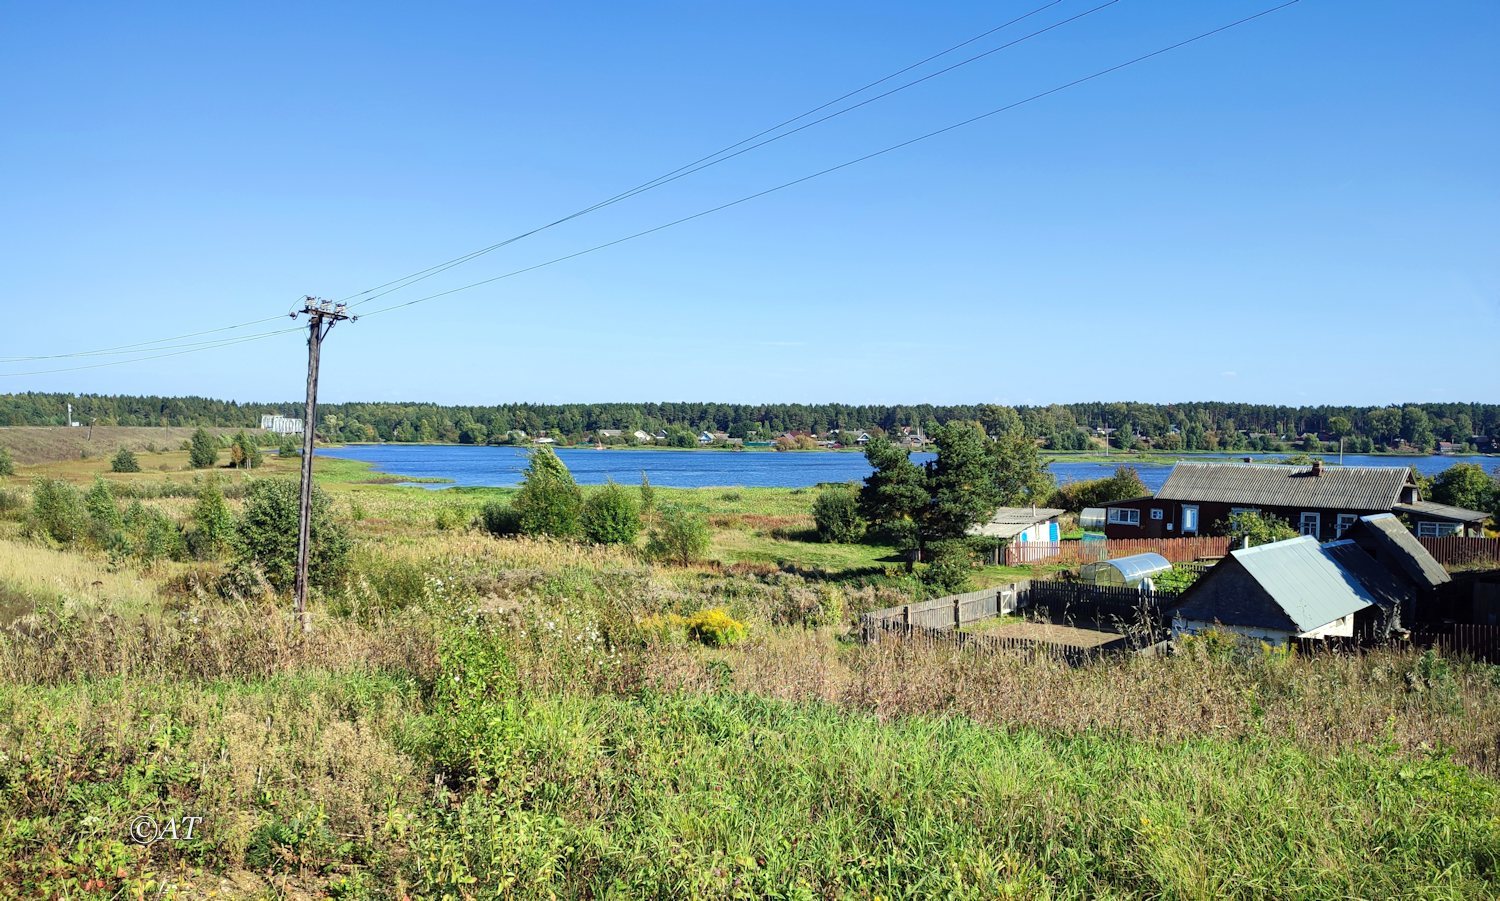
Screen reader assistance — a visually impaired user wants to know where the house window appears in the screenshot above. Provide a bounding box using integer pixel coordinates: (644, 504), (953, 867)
(1150, 508), (1164, 520)
(1299, 512), (1321, 538)
(1417, 521), (1460, 538)
(1335, 514), (1357, 537)
(1108, 508), (1141, 526)
(1230, 507), (1261, 516)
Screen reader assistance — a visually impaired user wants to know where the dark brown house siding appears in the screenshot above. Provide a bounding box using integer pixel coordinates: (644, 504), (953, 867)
(1104, 498), (1384, 542)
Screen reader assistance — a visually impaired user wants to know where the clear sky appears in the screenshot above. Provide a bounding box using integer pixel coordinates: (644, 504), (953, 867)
(2, 1), (1496, 407)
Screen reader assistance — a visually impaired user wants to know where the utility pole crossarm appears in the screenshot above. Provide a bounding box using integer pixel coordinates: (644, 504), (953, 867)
(290, 296), (354, 632)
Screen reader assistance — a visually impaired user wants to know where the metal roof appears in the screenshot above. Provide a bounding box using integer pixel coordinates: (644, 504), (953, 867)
(1155, 462), (1409, 510)
(1225, 536), (1375, 633)
(1321, 540), (1415, 614)
(1393, 500), (1489, 523)
(1347, 513), (1451, 589)
(968, 507), (1064, 539)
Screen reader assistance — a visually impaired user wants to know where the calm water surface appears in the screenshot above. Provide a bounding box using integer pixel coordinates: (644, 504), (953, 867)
(317, 444), (1486, 491)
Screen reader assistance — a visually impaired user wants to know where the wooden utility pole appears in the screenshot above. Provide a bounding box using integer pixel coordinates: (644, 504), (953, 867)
(291, 297), (352, 632)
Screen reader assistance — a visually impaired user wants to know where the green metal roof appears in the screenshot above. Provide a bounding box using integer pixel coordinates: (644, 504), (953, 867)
(1228, 536), (1377, 633)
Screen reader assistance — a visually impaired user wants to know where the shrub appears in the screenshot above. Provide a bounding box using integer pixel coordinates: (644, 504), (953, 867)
(1220, 510), (1299, 548)
(639, 472), (656, 515)
(581, 482), (641, 545)
(920, 540), (976, 597)
(645, 504), (710, 565)
(110, 447), (141, 473)
(236, 478), (351, 591)
(684, 607), (747, 647)
(0, 446), (13, 477)
(480, 501), (521, 537)
(124, 500), (187, 565)
(512, 447), (581, 538)
(0, 488), (22, 517)
(84, 477), (126, 552)
(1049, 465), (1148, 512)
(189, 428), (218, 469)
(26, 479), (87, 544)
(188, 478), (235, 560)
(278, 433), (301, 457)
(812, 484), (865, 543)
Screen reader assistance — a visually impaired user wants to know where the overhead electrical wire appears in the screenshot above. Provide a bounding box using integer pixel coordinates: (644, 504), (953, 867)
(347, 1), (1301, 323)
(343, 0), (1120, 309)
(1, 2), (1077, 366)
(0, 327), (306, 378)
(1, 0), (1301, 377)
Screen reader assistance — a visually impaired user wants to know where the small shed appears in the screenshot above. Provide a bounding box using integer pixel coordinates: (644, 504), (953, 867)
(1079, 553), (1171, 589)
(1079, 507), (1108, 531)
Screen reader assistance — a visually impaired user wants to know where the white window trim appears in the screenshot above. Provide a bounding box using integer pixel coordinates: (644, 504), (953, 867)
(1230, 507), (1261, 516)
(1417, 521), (1459, 538)
(1335, 514), (1358, 537)
(1181, 504), (1199, 535)
(1108, 508), (1141, 526)
(1299, 512), (1321, 537)
(1150, 508), (1164, 520)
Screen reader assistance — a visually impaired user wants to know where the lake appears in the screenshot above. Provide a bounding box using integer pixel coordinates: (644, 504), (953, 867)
(317, 444), (1485, 491)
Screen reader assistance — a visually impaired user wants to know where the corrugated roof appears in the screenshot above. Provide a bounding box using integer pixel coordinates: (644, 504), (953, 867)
(968, 507), (1063, 539)
(1322, 540), (1415, 615)
(1228, 536), (1376, 633)
(1155, 462), (1409, 510)
(1393, 500), (1489, 523)
(1347, 513), (1451, 589)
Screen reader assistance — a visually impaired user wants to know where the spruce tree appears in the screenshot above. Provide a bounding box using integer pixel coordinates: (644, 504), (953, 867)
(512, 447), (582, 538)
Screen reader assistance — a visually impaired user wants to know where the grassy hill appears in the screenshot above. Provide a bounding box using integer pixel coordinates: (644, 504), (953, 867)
(0, 426), (249, 466)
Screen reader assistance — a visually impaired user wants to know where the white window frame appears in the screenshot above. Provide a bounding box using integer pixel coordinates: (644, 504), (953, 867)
(1299, 512), (1321, 538)
(1417, 521), (1459, 538)
(1181, 505), (1199, 535)
(1108, 508), (1141, 526)
(1335, 514), (1358, 537)
(1230, 507), (1261, 516)
(1150, 508), (1164, 520)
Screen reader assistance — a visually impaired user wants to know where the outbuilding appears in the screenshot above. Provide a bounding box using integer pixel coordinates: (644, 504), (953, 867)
(1170, 536), (1375, 645)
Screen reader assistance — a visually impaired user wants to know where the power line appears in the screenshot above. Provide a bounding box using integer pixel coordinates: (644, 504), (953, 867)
(0, 2), (1097, 365)
(0, 327), (304, 377)
(352, 1), (1301, 323)
(0, 316), (294, 363)
(340, 0), (1101, 308)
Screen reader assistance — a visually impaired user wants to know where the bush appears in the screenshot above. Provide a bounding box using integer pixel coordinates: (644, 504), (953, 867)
(639, 472), (655, 515)
(188, 478), (236, 560)
(581, 482), (641, 545)
(1049, 466), (1147, 512)
(812, 484), (865, 543)
(1220, 510), (1299, 548)
(645, 504), (711, 565)
(235, 478), (351, 591)
(480, 501), (521, 537)
(189, 428), (218, 469)
(26, 479), (87, 544)
(109, 447), (141, 473)
(512, 447), (582, 538)
(0, 488), (22, 517)
(84, 477), (126, 553)
(920, 540), (976, 597)
(124, 500), (187, 565)
(0, 446), (13, 477)
(684, 607), (747, 647)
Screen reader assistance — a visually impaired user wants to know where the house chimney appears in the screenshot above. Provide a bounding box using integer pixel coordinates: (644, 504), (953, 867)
(1311, 460), (1323, 477)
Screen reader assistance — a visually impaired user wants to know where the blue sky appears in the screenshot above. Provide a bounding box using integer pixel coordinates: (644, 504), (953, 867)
(2, 1), (1496, 406)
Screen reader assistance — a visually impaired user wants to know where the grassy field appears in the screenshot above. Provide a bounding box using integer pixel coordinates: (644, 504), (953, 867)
(0, 426), (252, 466)
(1, 450), (1498, 897)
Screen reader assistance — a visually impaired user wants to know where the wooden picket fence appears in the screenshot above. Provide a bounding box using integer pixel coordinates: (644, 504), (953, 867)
(1419, 537), (1500, 569)
(1004, 536), (1230, 567)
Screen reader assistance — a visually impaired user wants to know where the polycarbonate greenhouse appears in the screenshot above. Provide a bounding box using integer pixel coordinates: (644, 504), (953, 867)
(1078, 552), (1172, 588)
(1078, 507), (1108, 531)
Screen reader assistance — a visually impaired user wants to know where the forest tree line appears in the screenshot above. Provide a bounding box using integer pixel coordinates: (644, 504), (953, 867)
(1, 393), (1496, 453)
